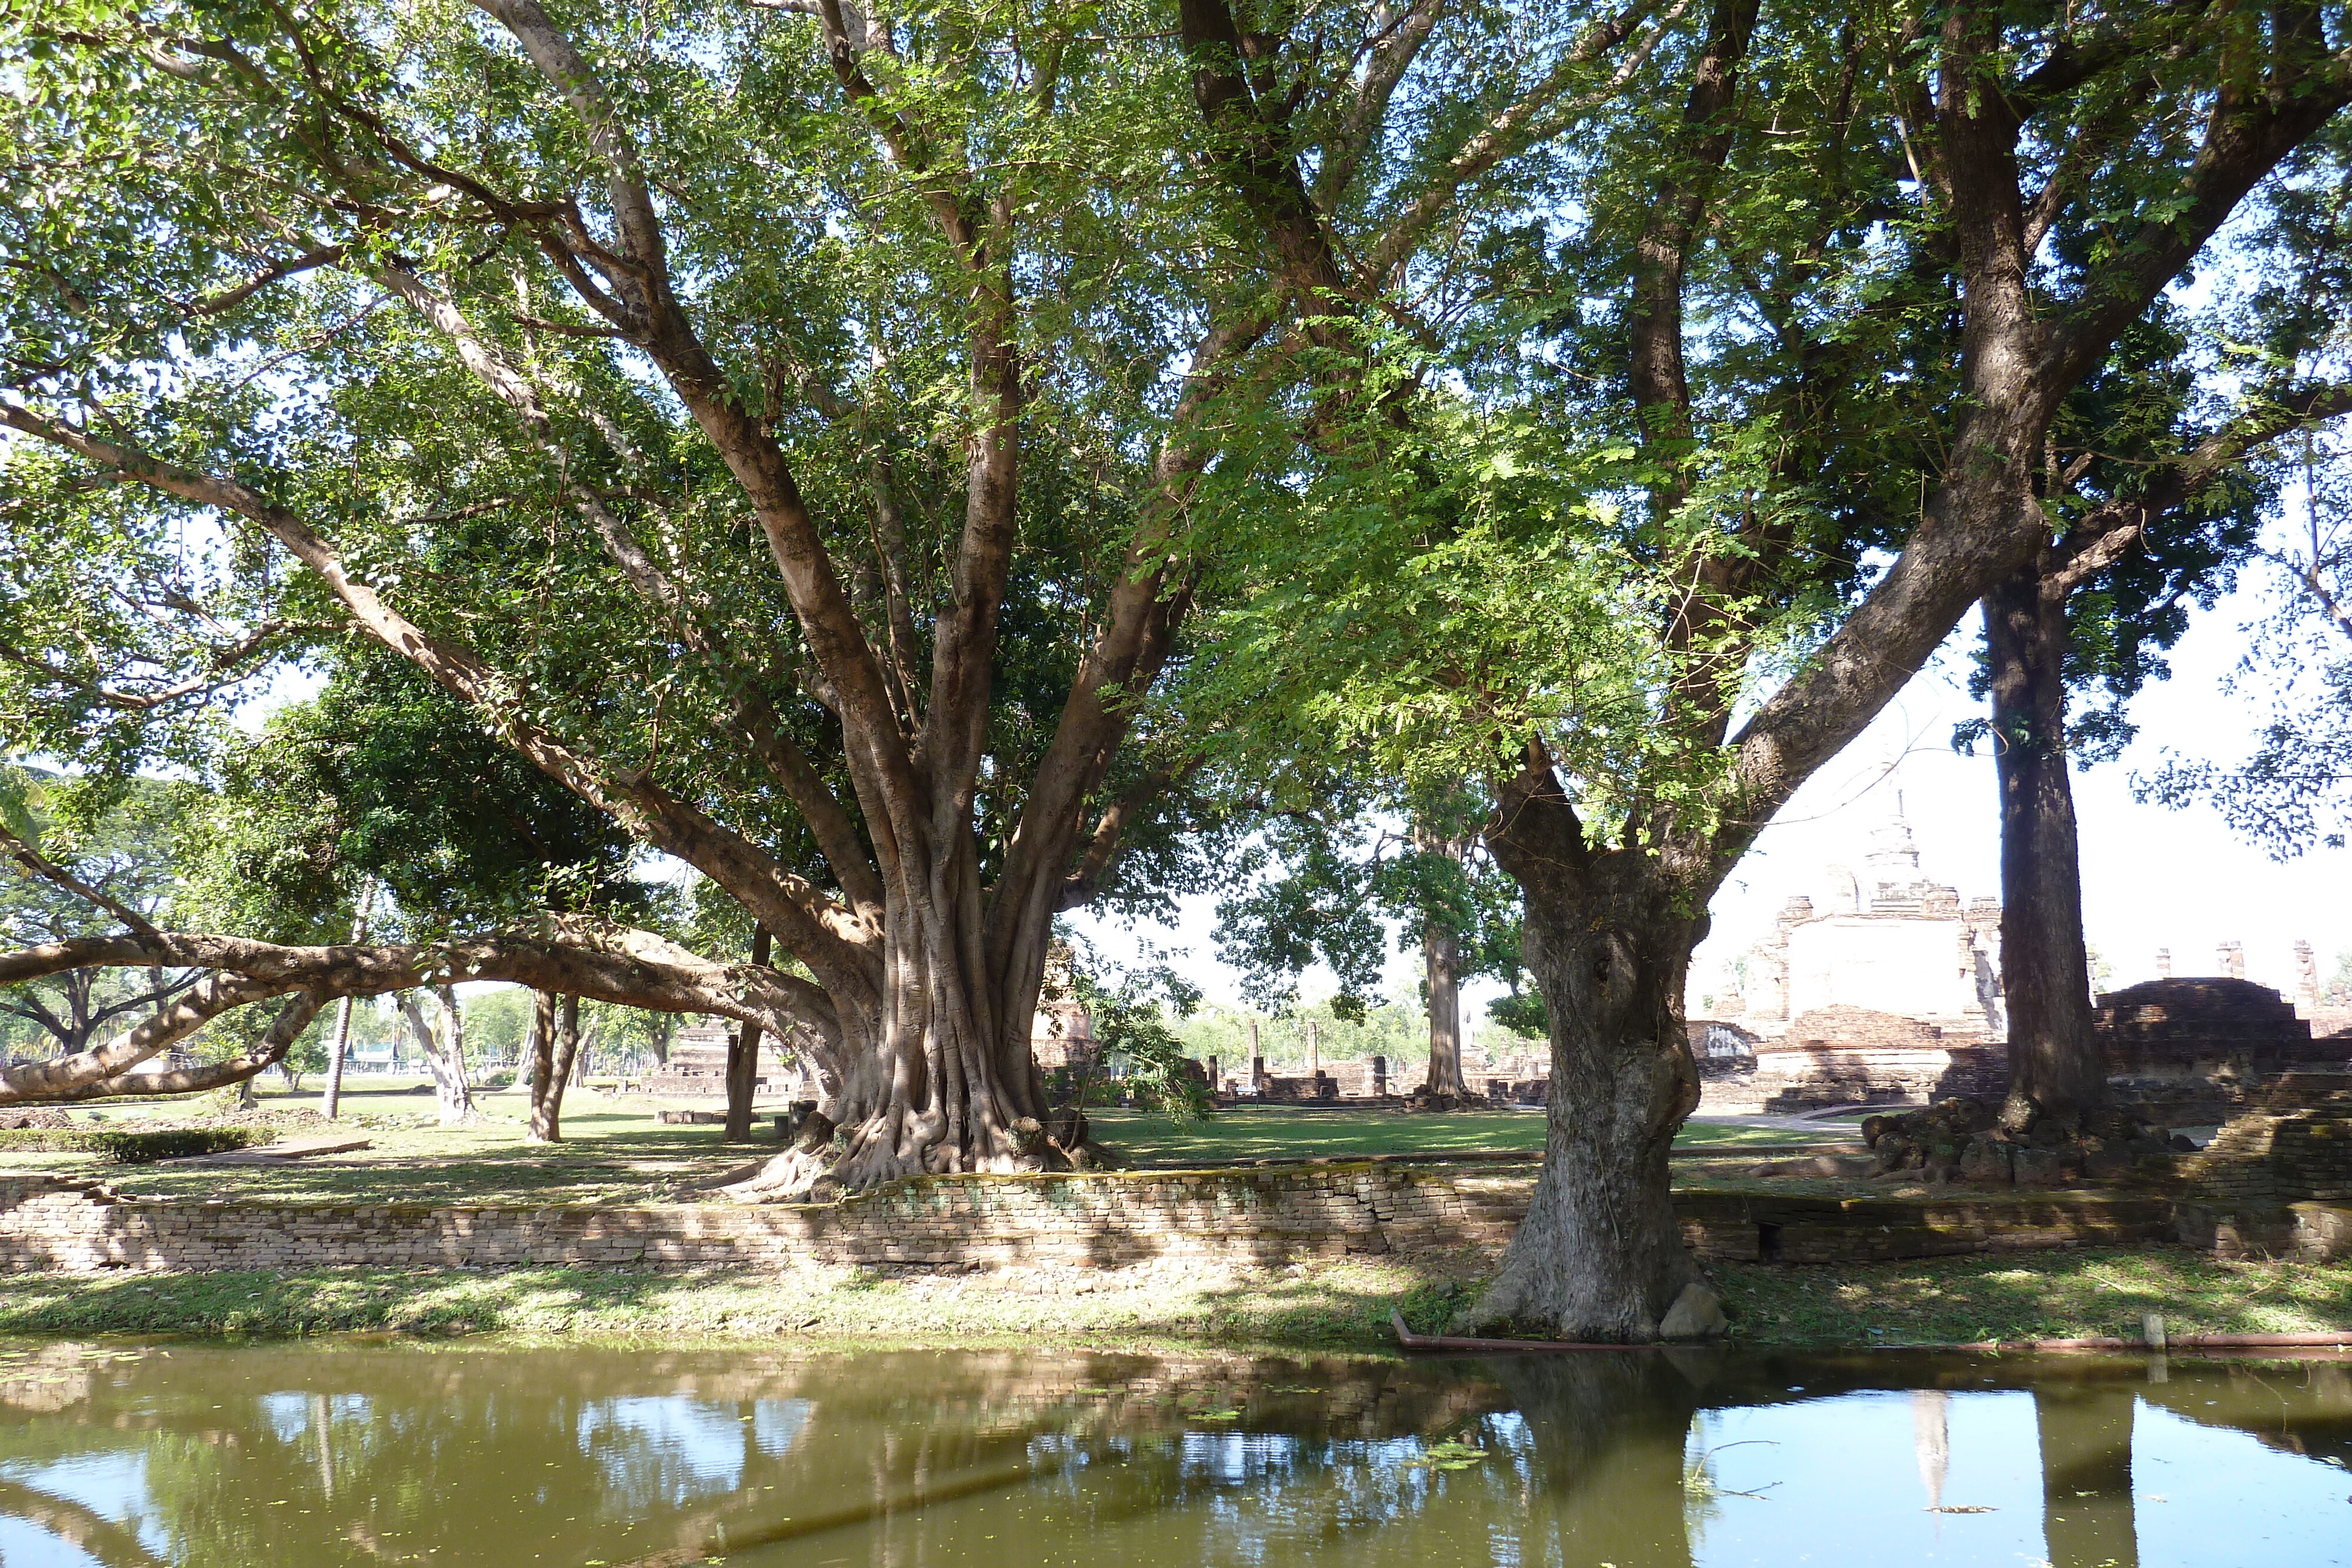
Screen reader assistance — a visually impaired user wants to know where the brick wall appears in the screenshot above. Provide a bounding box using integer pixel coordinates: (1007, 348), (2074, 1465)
(0, 1162), (2171, 1277)
(2170, 1096), (2352, 1262)
(1699, 1044), (2009, 1115)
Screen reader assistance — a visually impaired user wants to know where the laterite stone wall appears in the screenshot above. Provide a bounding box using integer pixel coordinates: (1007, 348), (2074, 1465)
(0, 1161), (2179, 1277)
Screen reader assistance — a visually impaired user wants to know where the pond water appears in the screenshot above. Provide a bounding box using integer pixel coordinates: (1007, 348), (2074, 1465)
(0, 1338), (2346, 1566)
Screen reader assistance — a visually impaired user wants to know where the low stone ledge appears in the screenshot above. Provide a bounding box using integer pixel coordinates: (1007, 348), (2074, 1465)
(0, 1166), (2198, 1278)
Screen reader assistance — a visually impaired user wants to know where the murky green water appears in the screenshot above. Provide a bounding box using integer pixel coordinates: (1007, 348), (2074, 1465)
(0, 1338), (2346, 1566)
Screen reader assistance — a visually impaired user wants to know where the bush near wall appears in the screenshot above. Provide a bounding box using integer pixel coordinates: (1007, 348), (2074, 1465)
(0, 1126), (274, 1164)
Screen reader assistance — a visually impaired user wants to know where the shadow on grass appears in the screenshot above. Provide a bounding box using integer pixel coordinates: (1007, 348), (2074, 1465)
(113, 1118), (781, 1206)
(11, 1220), (2341, 1354)
(0, 1253), (1478, 1354)
(1092, 1109), (1836, 1166)
(1714, 1246), (2352, 1345)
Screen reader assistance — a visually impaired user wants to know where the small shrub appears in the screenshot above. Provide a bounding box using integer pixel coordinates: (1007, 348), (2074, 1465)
(0, 1126), (275, 1164)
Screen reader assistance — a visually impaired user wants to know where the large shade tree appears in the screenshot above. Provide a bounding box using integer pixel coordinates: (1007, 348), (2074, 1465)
(1971, 338), (2349, 1131)
(0, 0), (1616, 1190)
(1959, 115), (2352, 1128)
(1187, 0), (2352, 1338)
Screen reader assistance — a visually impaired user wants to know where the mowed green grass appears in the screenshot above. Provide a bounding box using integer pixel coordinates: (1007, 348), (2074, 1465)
(0, 1078), (1837, 1206)
(5, 1246), (2341, 1352)
(1093, 1108), (1838, 1163)
(0, 1078), (773, 1206)
(1713, 1247), (2352, 1346)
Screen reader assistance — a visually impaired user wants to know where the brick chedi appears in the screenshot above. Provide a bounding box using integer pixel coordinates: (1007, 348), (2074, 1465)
(1692, 808), (2009, 1114)
(1698, 808), (2004, 1045)
(2095, 977), (2348, 1076)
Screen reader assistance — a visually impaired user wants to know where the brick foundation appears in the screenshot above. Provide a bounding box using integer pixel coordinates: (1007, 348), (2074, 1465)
(1699, 1043), (2009, 1115)
(2171, 1091), (2352, 1262)
(0, 1162), (2173, 1277)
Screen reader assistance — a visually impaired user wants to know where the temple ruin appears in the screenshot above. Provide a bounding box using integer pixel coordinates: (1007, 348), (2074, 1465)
(1702, 810), (2004, 1042)
(1690, 809), (2350, 1115)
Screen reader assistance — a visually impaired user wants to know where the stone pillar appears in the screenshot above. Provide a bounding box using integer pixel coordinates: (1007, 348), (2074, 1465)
(2155, 947), (2171, 979)
(2219, 940), (2245, 980)
(1371, 1055), (1387, 1097)
(2296, 940), (2321, 1011)
(1306, 1018), (1319, 1078)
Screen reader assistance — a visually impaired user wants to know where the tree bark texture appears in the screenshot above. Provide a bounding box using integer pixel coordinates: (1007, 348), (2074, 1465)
(1422, 923), (1466, 1098)
(725, 925), (771, 1142)
(1984, 568), (2103, 1128)
(526, 990), (560, 1142)
(399, 990), (478, 1127)
(533, 995), (582, 1141)
(1463, 760), (1705, 1342)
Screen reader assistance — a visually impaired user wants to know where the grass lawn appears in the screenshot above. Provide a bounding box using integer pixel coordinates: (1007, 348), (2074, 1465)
(1093, 1107), (1840, 1163)
(1090, 1106), (1549, 1163)
(3, 1085), (2337, 1353)
(4, 1246), (2341, 1354)
(0, 1085), (1844, 1208)
(1, 1079), (774, 1206)
(1710, 1247), (2352, 1346)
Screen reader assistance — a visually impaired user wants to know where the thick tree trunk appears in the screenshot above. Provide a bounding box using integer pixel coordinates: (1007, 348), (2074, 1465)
(725, 881), (1057, 1199)
(1422, 923), (1467, 1097)
(534, 995), (582, 1139)
(1984, 569), (2103, 1130)
(1460, 853), (1708, 1340)
(724, 926), (770, 1142)
(526, 991), (563, 1142)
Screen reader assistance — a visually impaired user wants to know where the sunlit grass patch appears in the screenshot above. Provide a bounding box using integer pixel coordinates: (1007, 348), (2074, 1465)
(1713, 1248), (2352, 1345)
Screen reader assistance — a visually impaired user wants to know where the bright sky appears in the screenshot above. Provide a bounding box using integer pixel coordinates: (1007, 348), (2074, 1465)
(1067, 554), (2350, 1028)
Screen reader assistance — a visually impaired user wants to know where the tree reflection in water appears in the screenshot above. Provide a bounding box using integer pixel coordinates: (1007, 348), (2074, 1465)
(0, 1341), (2345, 1566)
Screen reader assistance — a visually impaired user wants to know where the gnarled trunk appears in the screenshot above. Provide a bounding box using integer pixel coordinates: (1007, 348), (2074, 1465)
(399, 989), (478, 1126)
(1460, 851), (1706, 1341)
(1984, 567), (2102, 1129)
(724, 858), (1066, 1198)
